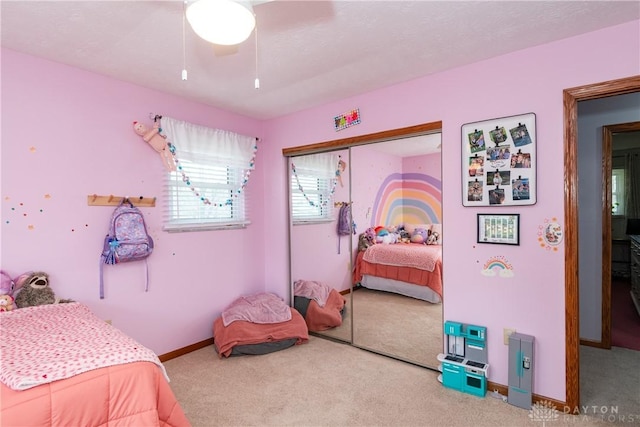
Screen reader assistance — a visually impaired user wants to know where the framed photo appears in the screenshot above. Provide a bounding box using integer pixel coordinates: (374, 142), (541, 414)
(462, 113), (536, 206)
(477, 214), (520, 245)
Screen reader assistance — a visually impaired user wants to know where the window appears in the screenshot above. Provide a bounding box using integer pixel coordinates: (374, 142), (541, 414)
(290, 153), (339, 223)
(612, 168), (625, 216)
(160, 117), (257, 231)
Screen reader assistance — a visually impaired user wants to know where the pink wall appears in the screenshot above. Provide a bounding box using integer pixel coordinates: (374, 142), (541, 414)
(404, 154), (442, 185)
(2, 19), (639, 402)
(1, 48), (266, 355)
(263, 21), (640, 401)
(350, 144), (403, 230)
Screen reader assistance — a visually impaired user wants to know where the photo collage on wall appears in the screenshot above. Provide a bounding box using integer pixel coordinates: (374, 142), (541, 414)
(462, 113), (536, 206)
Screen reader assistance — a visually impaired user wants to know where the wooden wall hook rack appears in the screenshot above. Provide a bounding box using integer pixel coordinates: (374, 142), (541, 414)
(87, 194), (156, 207)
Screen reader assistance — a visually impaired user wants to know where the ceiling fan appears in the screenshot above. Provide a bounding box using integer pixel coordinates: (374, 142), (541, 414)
(185, 0), (271, 57)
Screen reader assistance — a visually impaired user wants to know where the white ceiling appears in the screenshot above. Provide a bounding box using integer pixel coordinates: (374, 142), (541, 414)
(2, 1), (639, 121)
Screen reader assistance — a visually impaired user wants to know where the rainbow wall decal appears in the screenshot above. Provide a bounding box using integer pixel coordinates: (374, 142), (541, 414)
(481, 256), (514, 278)
(371, 173), (441, 226)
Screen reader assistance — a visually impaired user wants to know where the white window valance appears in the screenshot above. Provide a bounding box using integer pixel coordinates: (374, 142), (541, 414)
(160, 116), (256, 166)
(291, 152), (338, 178)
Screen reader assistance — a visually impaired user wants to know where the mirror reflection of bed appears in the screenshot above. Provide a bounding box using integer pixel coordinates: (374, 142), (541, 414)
(350, 137), (443, 367)
(285, 123), (443, 371)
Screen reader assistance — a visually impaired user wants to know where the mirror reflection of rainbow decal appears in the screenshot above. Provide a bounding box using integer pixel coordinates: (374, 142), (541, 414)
(371, 173), (441, 227)
(481, 256), (514, 278)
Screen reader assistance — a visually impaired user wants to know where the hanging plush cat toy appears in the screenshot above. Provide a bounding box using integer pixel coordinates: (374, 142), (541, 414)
(133, 118), (176, 172)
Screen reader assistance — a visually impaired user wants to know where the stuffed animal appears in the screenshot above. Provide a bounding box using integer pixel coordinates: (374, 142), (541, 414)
(374, 227), (389, 244)
(358, 233), (373, 252)
(0, 270), (15, 296)
(426, 231), (440, 245)
(14, 272), (74, 309)
(410, 228), (428, 244)
(0, 270), (20, 311)
(397, 226), (411, 243)
(364, 227), (376, 243)
(0, 294), (14, 312)
(381, 232), (398, 244)
(133, 120), (176, 172)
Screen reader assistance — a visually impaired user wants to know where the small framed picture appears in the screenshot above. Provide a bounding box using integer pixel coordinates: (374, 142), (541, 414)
(477, 214), (520, 245)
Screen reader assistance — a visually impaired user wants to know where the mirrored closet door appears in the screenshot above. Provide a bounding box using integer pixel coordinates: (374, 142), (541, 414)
(288, 148), (353, 343)
(284, 121), (443, 370)
(349, 135), (443, 368)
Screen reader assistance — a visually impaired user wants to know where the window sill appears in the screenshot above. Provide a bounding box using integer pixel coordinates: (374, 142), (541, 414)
(292, 219), (334, 226)
(163, 222), (250, 232)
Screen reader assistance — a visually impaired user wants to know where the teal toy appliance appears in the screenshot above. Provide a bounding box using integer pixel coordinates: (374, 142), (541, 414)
(437, 321), (488, 397)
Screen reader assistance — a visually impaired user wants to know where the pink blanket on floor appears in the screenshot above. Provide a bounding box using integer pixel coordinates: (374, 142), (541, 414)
(363, 243), (439, 272)
(214, 308), (309, 358)
(304, 289), (346, 332)
(222, 292), (291, 327)
(0, 303), (166, 391)
(293, 280), (332, 307)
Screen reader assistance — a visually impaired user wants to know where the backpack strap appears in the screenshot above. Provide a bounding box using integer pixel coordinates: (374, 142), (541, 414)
(99, 257), (105, 299)
(100, 257), (149, 298)
(144, 258), (149, 293)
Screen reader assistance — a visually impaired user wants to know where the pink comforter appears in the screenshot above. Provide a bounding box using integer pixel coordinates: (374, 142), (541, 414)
(362, 243), (438, 271)
(354, 245), (443, 297)
(0, 303), (166, 391)
(0, 303), (189, 426)
(1, 361), (190, 426)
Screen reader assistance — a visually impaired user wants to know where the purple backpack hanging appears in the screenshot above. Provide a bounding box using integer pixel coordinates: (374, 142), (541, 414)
(100, 199), (154, 299)
(337, 203), (355, 254)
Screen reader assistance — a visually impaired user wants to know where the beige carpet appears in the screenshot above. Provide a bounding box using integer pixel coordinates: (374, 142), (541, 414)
(163, 336), (612, 427)
(311, 288), (442, 368)
(580, 345), (640, 420)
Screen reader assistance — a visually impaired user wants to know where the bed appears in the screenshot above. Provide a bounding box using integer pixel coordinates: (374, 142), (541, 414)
(353, 237), (443, 303)
(0, 303), (190, 427)
(293, 280), (346, 332)
(213, 293), (309, 357)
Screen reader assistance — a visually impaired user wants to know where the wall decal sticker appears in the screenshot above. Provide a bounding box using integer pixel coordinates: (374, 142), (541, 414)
(3, 195), (51, 230)
(481, 256), (514, 278)
(371, 172), (441, 226)
(334, 108), (361, 131)
(538, 217), (563, 251)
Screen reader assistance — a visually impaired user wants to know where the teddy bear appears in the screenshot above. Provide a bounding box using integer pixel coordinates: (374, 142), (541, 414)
(426, 231), (440, 245)
(14, 272), (74, 309)
(0, 294), (14, 312)
(133, 120), (176, 172)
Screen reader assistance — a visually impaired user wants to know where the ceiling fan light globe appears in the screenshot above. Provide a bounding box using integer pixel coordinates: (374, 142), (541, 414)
(186, 0), (256, 46)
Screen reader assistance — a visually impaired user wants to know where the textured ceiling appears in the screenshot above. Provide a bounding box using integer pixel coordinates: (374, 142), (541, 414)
(2, 1), (639, 120)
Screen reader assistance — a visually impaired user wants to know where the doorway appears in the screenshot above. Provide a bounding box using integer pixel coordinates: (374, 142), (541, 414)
(600, 122), (640, 350)
(563, 75), (640, 410)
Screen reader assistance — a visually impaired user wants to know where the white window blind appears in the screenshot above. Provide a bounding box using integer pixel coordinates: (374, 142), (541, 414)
(160, 116), (257, 231)
(290, 153), (338, 223)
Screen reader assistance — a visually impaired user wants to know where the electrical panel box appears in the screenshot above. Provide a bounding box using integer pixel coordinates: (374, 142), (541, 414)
(508, 332), (534, 409)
